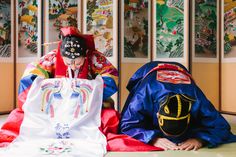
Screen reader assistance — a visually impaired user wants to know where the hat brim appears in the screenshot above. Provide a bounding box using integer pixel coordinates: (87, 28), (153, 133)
(159, 117), (189, 136)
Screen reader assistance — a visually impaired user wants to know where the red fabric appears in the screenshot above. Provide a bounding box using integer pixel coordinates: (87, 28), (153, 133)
(101, 109), (163, 151)
(106, 133), (162, 151)
(54, 41), (67, 78)
(145, 63), (193, 81)
(0, 108), (162, 151)
(60, 26), (82, 37)
(0, 109), (24, 147)
(82, 35), (96, 51)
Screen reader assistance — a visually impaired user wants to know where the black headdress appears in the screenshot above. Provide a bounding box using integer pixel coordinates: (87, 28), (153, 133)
(59, 27), (87, 59)
(158, 94), (195, 136)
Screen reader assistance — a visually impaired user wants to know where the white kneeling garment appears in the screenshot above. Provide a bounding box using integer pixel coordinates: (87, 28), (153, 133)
(0, 76), (107, 157)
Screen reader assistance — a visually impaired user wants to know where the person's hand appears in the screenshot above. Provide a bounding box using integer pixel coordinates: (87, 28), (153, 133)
(151, 137), (179, 150)
(177, 138), (203, 151)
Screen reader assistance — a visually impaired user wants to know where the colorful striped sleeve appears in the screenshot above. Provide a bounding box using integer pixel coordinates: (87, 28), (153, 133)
(18, 52), (56, 110)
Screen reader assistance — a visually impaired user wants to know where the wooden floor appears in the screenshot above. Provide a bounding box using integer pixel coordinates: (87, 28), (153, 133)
(1, 114), (236, 157)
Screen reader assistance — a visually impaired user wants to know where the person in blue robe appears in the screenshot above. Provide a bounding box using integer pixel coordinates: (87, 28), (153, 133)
(119, 61), (236, 150)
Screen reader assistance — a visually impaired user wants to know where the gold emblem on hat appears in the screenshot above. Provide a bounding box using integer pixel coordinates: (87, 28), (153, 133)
(70, 48), (75, 52)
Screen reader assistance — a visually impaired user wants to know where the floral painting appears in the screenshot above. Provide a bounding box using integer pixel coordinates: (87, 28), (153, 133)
(0, 0), (12, 59)
(122, 0), (149, 60)
(155, 0), (184, 58)
(224, 0), (236, 58)
(194, 0), (217, 58)
(17, 0), (38, 58)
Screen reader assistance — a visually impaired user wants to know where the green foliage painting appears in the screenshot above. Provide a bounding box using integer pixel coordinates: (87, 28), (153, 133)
(156, 0), (184, 58)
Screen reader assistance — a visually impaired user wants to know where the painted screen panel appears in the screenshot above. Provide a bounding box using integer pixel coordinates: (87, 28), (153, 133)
(83, 0), (118, 66)
(121, 0), (151, 63)
(44, 0), (79, 54)
(156, 0), (184, 58)
(153, 0), (189, 64)
(0, 0), (13, 62)
(17, 0), (41, 62)
(192, 0), (219, 63)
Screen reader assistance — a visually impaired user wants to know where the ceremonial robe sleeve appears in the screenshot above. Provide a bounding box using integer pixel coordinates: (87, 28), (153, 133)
(119, 83), (162, 144)
(90, 51), (118, 100)
(18, 52), (56, 110)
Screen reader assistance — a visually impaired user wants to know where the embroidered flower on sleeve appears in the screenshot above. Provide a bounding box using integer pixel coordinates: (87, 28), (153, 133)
(92, 55), (103, 69)
(39, 52), (56, 71)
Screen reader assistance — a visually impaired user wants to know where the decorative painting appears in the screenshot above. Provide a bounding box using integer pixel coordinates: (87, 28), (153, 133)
(44, 0), (80, 54)
(121, 0), (150, 63)
(194, 0), (218, 58)
(192, 0), (219, 62)
(83, 0), (118, 65)
(223, 0), (236, 60)
(153, 0), (188, 62)
(17, 0), (41, 62)
(0, 0), (13, 62)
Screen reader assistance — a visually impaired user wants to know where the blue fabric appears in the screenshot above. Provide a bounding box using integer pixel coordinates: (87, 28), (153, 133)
(18, 74), (37, 94)
(119, 61), (236, 148)
(102, 76), (118, 100)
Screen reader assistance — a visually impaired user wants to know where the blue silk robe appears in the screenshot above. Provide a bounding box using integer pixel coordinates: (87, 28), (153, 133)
(119, 61), (236, 148)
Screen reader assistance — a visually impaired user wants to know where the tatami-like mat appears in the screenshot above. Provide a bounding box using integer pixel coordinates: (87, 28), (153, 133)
(106, 114), (236, 157)
(1, 114), (236, 157)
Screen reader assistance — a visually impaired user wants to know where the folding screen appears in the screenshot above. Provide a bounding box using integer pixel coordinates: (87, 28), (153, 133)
(221, 0), (236, 114)
(43, 0), (81, 54)
(16, 0), (41, 62)
(121, 0), (151, 63)
(0, 0), (14, 112)
(191, 0), (220, 109)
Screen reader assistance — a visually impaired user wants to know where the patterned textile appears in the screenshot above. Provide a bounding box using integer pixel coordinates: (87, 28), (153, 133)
(0, 76), (106, 157)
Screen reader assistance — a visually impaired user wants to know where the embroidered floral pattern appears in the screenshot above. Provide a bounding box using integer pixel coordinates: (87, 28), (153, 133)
(39, 51), (56, 72)
(40, 140), (74, 155)
(92, 55), (103, 69)
(157, 70), (191, 84)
